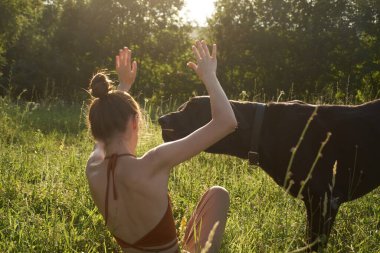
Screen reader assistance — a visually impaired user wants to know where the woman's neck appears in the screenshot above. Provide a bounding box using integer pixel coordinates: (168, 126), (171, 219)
(105, 136), (136, 156)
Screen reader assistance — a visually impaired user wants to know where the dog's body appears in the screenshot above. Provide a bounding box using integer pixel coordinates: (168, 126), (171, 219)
(158, 96), (380, 251)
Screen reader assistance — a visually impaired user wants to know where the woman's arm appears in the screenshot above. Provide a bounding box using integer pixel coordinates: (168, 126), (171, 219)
(116, 47), (137, 92)
(145, 41), (237, 172)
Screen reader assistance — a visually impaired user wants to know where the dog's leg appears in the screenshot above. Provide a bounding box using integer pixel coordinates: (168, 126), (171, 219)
(304, 194), (340, 252)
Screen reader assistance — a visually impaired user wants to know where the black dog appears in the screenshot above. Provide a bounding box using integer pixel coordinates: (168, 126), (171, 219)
(158, 96), (380, 251)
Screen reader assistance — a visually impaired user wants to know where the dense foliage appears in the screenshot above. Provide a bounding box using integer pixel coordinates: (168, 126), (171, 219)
(0, 0), (195, 101)
(0, 0), (379, 102)
(208, 0), (380, 102)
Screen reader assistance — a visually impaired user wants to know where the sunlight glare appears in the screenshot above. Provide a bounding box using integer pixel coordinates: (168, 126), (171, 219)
(180, 0), (216, 26)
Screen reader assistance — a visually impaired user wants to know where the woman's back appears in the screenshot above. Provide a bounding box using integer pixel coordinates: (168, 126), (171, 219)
(86, 154), (175, 247)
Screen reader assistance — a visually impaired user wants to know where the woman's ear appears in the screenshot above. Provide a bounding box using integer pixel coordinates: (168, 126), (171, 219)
(132, 114), (139, 130)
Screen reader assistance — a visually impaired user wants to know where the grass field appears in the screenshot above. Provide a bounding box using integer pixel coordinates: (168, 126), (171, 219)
(0, 96), (379, 252)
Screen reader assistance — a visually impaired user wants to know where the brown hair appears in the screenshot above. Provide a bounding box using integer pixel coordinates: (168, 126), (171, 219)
(87, 72), (140, 142)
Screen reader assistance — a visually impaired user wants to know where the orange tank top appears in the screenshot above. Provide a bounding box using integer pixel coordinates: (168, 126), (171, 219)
(104, 153), (178, 252)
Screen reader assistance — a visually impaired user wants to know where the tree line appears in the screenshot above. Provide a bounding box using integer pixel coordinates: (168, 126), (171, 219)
(0, 0), (379, 103)
(209, 0), (380, 102)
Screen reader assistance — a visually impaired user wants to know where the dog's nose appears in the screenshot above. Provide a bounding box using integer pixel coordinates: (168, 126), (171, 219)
(158, 115), (169, 126)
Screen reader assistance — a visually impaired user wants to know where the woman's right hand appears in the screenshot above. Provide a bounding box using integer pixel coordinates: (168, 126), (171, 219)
(187, 40), (217, 84)
(143, 40), (236, 173)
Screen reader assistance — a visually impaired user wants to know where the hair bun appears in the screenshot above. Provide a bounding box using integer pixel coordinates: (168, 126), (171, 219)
(90, 73), (111, 99)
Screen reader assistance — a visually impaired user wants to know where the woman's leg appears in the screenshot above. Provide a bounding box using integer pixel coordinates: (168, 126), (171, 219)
(182, 186), (230, 253)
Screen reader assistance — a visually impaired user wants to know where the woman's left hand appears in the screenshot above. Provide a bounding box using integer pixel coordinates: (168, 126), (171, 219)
(116, 47), (137, 92)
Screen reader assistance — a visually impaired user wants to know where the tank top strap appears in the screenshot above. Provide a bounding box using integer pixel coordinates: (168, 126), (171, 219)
(104, 153), (135, 225)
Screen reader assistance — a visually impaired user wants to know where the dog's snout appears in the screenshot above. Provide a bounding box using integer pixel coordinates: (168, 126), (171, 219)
(158, 115), (169, 126)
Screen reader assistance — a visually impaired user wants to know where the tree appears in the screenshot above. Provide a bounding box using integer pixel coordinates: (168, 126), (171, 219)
(2, 0), (196, 101)
(208, 0), (380, 101)
(0, 0), (43, 90)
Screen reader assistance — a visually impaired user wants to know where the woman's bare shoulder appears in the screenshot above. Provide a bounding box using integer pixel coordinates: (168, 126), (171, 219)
(138, 147), (172, 175)
(85, 157), (104, 181)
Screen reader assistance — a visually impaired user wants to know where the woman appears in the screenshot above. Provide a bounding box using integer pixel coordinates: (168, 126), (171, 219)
(86, 41), (237, 253)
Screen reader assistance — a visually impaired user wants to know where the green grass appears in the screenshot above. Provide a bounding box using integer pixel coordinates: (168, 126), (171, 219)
(0, 96), (379, 252)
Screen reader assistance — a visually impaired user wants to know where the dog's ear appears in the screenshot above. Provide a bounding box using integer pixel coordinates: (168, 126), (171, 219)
(231, 102), (250, 130)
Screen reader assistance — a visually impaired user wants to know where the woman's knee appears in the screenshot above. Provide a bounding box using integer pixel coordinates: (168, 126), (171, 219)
(207, 186), (230, 207)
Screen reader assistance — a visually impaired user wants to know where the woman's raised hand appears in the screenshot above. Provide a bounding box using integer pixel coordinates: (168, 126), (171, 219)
(116, 47), (137, 92)
(187, 40), (217, 83)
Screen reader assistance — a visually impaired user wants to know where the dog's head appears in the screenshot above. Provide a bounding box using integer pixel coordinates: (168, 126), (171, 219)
(158, 96), (253, 159)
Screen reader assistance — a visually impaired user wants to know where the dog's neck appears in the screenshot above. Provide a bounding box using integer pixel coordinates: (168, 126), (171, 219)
(248, 102), (266, 165)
